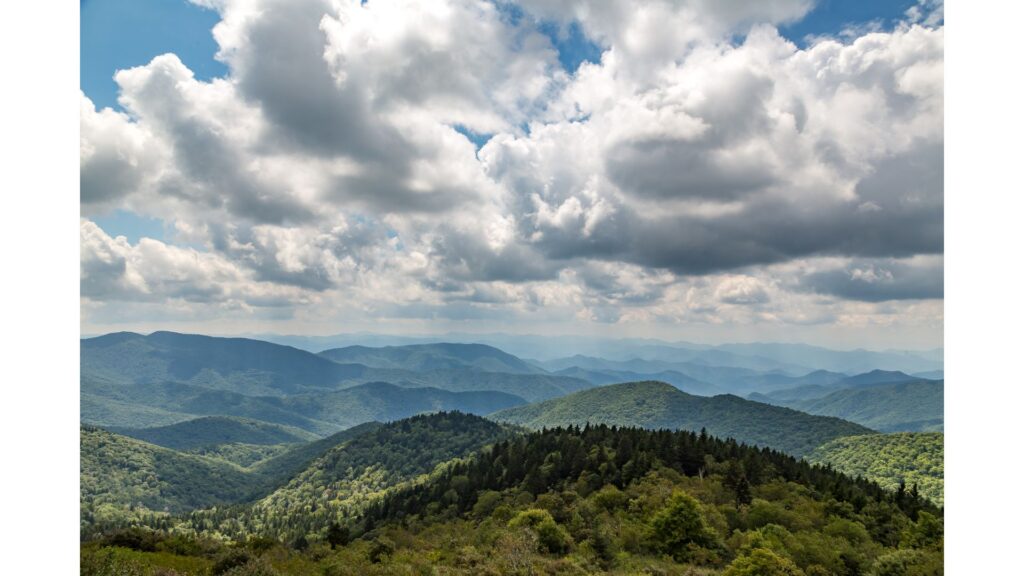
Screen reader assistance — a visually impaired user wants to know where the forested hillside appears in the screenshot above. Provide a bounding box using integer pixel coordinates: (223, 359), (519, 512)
(81, 426), (254, 529)
(791, 381), (944, 432)
(808, 433), (944, 505)
(82, 420), (942, 576)
(490, 381), (873, 457)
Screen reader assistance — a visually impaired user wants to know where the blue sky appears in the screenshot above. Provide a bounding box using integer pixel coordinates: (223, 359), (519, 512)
(82, 0), (924, 111)
(81, 0), (924, 244)
(81, 0), (226, 111)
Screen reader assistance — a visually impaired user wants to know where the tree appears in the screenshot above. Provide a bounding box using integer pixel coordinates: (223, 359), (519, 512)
(648, 490), (720, 561)
(326, 522), (349, 549)
(725, 461), (753, 507)
(723, 548), (805, 576)
(508, 508), (572, 554)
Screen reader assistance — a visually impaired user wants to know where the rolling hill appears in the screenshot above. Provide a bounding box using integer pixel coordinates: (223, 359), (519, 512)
(81, 421), (387, 534)
(807, 432), (944, 505)
(83, 376), (529, 435)
(109, 416), (319, 450)
(82, 416), (941, 576)
(489, 381), (874, 457)
(552, 366), (720, 395)
(81, 425), (254, 527)
(178, 411), (516, 542)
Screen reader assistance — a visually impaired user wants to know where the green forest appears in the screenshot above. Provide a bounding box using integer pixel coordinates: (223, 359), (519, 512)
(807, 433), (944, 506)
(82, 414), (942, 576)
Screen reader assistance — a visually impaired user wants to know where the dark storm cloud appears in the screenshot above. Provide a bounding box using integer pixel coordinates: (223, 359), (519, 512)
(429, 227), (561, 283)
(524, 143), (943, 276)
(797, 258), (944, 302)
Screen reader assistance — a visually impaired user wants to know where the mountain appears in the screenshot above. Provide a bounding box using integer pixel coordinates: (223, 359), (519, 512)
(789, 380), (944, 432)
(319, 342), (543, 374)
(537, 356), (858, 396)
(751, 369), (929, 407)
(82, 331), (372, 396)
(808, 432), (944, 505)
(552, 366), (719, 395)
(245, 421), (384, 484)
(833, 369), (920, 387)
(82, 376), (345, 435)
(336, 368), (593, 402)
(272, 382), (528, 429)
(83, 373), (528, 435)
(913, 370), (944, 380)
(109, 416), (319, 450)
(489, 381), (874, 457)
(178, 412), (515, 542)
(82, 332), (584, 432)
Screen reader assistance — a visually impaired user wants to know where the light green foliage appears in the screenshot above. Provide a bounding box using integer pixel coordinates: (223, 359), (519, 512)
(508, 508), (573, 553)
(870, 548), (944, 576)
(80, 426), (253, 530)
(807, 433), (943, 505)
(649, 490), (721, 562)
(81, 418), (941, 575)
(177, 412), (514, 542)
(723, 548), (806, 576)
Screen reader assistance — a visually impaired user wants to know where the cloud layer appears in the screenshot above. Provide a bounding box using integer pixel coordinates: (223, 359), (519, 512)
(80, 0), (944, 346)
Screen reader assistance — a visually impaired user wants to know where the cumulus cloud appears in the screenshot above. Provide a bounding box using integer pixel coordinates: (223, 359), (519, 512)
(80, 0), (944, 344)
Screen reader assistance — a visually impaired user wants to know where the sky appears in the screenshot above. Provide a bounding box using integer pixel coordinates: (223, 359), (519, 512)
(79, 0), (944, 349)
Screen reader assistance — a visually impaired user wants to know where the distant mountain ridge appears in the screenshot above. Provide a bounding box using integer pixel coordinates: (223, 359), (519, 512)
(489, 381), (874, 457)
(787, 380), (944, 432)
(81, 332), (588, 433)
(318, 342), (543, 374)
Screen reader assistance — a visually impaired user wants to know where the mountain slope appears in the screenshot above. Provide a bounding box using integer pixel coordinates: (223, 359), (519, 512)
(807, 432), (944, 505)
(109, 416), (318, 450)
(319, 342), (543, 374)
(180, 412), (515, 541)
(489, 381), (873, 457)
(81, 426), (254, 527)
(791, 380), (944, 432)
(81, 421), (388, 534)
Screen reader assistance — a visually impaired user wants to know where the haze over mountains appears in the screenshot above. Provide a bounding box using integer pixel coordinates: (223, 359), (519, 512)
(249, 332), (943, 374)
(79, 330), (945, 513)
(80, 330), (945, 574)
(81, 331), (945, 438)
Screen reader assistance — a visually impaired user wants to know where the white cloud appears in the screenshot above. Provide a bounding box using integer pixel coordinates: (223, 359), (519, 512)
(80, 1), (944, 346)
